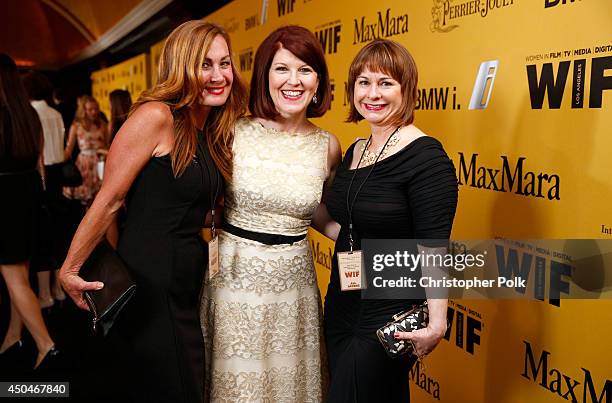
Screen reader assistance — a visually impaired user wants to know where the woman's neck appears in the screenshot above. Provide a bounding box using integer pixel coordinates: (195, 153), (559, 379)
(262, 112), (311, 134)
(192, 104), (211, 130)
(83, 119), (97, 130)
(369, 124), (399, 149)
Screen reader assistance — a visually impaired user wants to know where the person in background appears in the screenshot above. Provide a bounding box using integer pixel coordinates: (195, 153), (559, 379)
(23, 71), (67, 309)
(0, 53), (59, 372)
(103, 89), (132, 246)
(63, 95), (108, 205)
(52, 87), (76, 134)
(312, 39), (458, 402)
(108, 89), (132, 145)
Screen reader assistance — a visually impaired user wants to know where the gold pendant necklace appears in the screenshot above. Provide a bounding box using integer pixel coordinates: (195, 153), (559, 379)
(359, 130), (401, 167)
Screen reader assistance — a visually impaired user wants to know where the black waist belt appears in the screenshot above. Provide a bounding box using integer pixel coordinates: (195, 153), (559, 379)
(223, 222), (306, 245)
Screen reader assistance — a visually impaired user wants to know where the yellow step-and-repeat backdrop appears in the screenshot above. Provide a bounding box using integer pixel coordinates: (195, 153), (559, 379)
(92, 1), (612, 401)
(91, 53), (149, 118)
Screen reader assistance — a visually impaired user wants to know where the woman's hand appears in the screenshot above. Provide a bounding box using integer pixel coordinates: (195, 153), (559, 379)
(58, 102), (172, 311)
(394, 322), (447, 357)
(59, 266), (104, 311)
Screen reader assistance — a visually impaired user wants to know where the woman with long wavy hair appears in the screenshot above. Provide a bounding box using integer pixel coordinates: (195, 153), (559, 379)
(59, 21), (246, 402)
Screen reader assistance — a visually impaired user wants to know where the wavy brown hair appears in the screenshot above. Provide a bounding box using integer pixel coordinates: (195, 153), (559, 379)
(0, 53), (41, 163)
(133, 20), (247, 179)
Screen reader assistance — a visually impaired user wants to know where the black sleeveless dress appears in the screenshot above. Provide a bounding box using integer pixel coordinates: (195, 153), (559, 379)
(102, 132), (220, 403)
(324, 136), (458, 402)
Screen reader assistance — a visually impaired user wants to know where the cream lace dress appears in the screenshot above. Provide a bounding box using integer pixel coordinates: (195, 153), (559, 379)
(201, 117), (329, 402)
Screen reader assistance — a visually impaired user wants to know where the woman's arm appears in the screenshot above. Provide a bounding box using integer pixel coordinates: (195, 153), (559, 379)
(59, 102), (173, 310)
(63, 123), (77, 161)
(393, 138), (458, 356)
(311, 133), (342, 240)
(37, 132), (46, 190)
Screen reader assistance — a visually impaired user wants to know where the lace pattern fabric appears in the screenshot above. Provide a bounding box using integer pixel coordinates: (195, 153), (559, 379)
(201, 118), (329, 402)
(224, 118), (329, 236)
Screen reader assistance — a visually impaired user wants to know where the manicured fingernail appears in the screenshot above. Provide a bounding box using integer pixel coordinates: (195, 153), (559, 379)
(97, 283), (104, 289)
(394, 332), (400, 339)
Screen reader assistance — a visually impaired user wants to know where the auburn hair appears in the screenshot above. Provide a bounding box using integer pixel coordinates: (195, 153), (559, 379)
(133, 20), (247, 179)
(347, 39), (418, 127)
(249, 25), (331, 119)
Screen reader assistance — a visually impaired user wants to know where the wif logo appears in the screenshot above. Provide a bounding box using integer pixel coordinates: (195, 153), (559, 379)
(496, 244), (570, 307)
(469, 60), (498, 110)
(239, 48), (253, 73)
(315, 21), (341, 55)
(527, 53), (612, 109)
(443, 302), (482, 355)
(277, 0), (295, 17)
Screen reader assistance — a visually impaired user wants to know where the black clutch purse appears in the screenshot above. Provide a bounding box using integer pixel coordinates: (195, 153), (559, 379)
(61, 161), (83, 187)
(376, 301), (429, 358)
(80, 240), (136, 336)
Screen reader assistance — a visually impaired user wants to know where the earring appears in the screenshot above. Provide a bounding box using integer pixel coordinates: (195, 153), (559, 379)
(312, 95), (318, 104)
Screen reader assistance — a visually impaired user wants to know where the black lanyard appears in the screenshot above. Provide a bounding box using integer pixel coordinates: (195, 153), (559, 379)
(196, 134), (221, 237)
(345, 127), (399, 251)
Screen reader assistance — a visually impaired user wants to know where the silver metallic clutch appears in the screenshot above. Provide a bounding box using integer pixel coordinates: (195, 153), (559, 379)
(376, 301), (429, 358)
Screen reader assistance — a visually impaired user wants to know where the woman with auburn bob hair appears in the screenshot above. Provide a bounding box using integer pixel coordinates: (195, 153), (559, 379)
(200, 25), (341, 402)
(59, 21), (246, 402)
(313, 39), (458, 402)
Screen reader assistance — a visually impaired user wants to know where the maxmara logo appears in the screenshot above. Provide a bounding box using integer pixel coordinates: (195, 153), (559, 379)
(310, 240), (333, 271)
(353, 8), (409, 44)
(457, 153), (561, 201)
(430, 0), (515, 33)
(522, 341), (611, 403)
(410, 361), (441, 400)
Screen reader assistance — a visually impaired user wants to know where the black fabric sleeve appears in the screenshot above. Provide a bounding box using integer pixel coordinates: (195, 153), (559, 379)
(406, 141), (458, 242)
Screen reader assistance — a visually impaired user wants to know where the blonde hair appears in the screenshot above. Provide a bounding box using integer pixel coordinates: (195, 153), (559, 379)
(133, 20), (247, 179)
(74, 95), (103, 129)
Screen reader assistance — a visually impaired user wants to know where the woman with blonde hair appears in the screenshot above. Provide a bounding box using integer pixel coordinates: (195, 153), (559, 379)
(63, 95), (107, 204)
(59, 20), (246, 402)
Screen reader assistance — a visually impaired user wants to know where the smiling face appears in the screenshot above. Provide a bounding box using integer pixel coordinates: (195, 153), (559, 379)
(268, 47), (319, 119)
(353, 68), (402, 126)
(199, 35), (233, 106)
